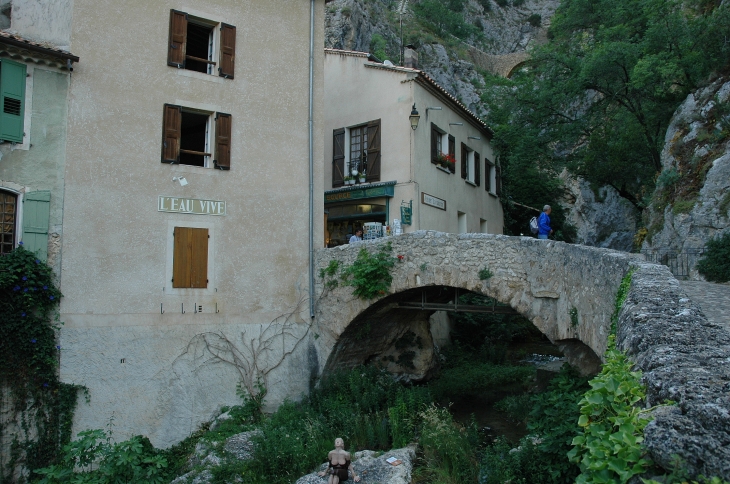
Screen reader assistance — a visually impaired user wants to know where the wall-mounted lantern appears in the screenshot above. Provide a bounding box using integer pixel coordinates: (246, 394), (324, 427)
(409, 104), (420, 130)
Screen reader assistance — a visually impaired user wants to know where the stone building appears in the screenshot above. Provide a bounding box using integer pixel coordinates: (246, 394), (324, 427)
(323, 48), (503, 246)
(57, 0), (325, 447)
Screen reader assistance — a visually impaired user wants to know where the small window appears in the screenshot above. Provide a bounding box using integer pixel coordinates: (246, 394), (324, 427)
(162, 104), (231, 169)
(349, 124), (367, 175)
(167, 10), (236, 79)
(0, 190), (17, 254)
(458, 211), (467, 234)
(485, 159), (495, 193)
(172, 227), (208, 288)
(331, 119), (381, 187)
(461, 143), (476, 183)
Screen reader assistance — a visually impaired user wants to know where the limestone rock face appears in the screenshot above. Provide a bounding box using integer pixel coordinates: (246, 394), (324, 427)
(642, 77), (730, 277)
(559, 172), (640, 252)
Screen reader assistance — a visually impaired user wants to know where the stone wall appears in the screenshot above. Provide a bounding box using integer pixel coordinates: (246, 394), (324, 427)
(617, 262), (730, 479)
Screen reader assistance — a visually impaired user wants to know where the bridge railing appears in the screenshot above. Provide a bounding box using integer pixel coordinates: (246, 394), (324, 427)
(640, 248), (706, 280)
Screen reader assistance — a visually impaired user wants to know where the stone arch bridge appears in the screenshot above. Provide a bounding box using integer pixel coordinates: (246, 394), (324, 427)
(313, 231), (635, 377)
(312, 231), (730, 478)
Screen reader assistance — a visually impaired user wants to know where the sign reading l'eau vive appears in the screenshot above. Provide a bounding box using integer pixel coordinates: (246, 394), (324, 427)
(158, 196), (226, 216)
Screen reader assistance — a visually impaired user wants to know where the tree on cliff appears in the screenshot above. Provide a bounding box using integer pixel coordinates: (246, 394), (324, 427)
(484, 0), (730, 223)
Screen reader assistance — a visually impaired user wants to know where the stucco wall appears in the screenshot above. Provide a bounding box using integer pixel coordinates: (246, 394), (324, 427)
(9, 0), (74, 48)
(60, 0), (325, 447)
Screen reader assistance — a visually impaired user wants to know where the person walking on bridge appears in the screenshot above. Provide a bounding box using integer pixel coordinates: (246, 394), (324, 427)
(538, 205), (553, 240)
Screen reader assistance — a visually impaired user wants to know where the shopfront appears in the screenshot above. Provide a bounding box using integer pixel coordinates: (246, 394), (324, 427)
(324, 181), (395, 247)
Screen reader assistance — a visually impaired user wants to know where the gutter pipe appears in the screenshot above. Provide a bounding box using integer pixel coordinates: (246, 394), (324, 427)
(309, 0), (315, 318)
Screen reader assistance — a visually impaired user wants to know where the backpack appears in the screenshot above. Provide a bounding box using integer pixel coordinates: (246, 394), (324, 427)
(529, 216), (539, 234)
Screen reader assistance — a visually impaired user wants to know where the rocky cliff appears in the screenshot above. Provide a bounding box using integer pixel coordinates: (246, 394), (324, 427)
(641, 77), (730, 277)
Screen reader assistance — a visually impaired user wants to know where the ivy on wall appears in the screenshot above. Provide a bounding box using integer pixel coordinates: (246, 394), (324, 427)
(0, 245), (82, 482)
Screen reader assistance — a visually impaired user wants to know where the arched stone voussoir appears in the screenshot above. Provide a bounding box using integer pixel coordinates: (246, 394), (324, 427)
(314, 231), (641, 377)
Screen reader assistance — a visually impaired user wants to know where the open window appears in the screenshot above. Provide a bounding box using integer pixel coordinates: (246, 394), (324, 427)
(162, 104), (231, 170)
(0, 190), (17, 255)
(167, 10), (236, 79)
(461, 143), (478, 184)
(430, 123), (454, 173)
(331, 119), (381, 187)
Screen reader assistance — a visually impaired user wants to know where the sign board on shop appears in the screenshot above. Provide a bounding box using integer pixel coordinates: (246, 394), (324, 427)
(158, 196), (226, 216)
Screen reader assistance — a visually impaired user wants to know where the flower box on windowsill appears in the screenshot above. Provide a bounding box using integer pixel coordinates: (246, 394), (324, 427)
(436, 165), (453, 174)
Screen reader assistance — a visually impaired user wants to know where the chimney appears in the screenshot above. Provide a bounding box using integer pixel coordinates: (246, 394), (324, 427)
(404, 45), (418, 69)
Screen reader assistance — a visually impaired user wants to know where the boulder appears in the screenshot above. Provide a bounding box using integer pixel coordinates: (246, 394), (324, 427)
(295, 446), (416, 484)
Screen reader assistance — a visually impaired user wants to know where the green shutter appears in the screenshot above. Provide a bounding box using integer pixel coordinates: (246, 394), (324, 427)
(0, 60), (26, 143)
(22, 191), (50, 261)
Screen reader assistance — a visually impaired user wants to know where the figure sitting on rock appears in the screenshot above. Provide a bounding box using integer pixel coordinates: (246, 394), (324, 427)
(318, 438), (360, 483)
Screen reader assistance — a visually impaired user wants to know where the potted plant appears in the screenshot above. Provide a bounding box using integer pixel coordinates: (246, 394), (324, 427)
(344, 175), (354, 185)
(437, 153), (456, 173)
(358, 172), (367, 183)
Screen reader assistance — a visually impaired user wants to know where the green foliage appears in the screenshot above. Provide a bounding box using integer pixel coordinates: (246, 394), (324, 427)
(570, 307), (579, 328)
(481, 367), (589, 483)
(528, 13), (542, 27)
(697, 231), (730, 282)
(235, 378), (267, 425)
(416, 404), (480, 483)
(341, 242), (397, 299)
(495, 0), (508, 6)
(430, 357), (534, 401)
(482, 0), (730, 216)
(319, 260), (341, 289)
(672, 198), (696, 215)
(478, 267), (493, 280)
(34, 429), (169, 484)
(370, 33), (388, 62)
(612, 270), (634, 334)
(414, 0), (481, 40)
(0, 246), (84, 480)
(567, 335), (653, 483)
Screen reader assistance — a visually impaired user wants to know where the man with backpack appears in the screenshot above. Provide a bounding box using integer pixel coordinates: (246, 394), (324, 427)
(537, 205), (553, 239)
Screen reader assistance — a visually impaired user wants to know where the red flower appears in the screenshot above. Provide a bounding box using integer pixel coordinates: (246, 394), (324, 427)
(397, 255), (405, 261)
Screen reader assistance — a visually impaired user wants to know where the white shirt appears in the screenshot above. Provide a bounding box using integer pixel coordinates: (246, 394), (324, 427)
(349, 235), (362, 243)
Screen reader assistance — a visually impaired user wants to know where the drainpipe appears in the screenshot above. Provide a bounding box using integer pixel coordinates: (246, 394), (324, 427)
(308, 0), (315, 318)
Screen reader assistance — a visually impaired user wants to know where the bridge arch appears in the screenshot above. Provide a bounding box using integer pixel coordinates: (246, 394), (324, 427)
(313, 232), (641, 379)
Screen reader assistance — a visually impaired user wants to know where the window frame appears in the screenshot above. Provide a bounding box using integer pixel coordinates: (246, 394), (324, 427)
(165, 220), (216, 295)
(0, 189), (18, 255)
(161, 103), (231, 170)
(167, 9), (235, 79)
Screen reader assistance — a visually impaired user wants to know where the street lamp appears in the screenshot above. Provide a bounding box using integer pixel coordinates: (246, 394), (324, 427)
(409, 103), (420, 130)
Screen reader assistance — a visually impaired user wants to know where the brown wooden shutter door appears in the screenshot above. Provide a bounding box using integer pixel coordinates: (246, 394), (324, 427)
(332, 128), (345, 187)
(449, 135), (455, 158)
(461, 143), (468, 179)
(366, 119), (381, 182)
(219, 24), (236, 79)
(496, 165), (502, 195)
(431, 124), (438, 164)
(215, 112), (232, 170)
(168, 10), (188, 67)
(474, 151), (481, 187)
(173, 227), (208, 288)
(162, 104), (182, 164)
(190, 228), (209, 288)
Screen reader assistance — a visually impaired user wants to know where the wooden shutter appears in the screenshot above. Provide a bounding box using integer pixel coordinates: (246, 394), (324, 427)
(0, 60), (26, 143)
(474, 151), (481, 187)
(485, 160), (492, 192)
(496, 165), (502, 195)
(22, 191), (50, 261)
(461, 143), (468, 179)
(219, 24), (236, 79)
(366, 119), (381, 182)
(173, 227), (208, 288)
(161, 104), (182, 164)
(332, 128), (345, 187)
(167, 10), (188, 67)
(431, 124), (439, 164)
(448, 135), (455, 158)
(215, 112), (232, 170)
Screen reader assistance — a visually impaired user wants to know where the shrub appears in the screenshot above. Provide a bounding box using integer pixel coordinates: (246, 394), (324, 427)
(697, 232), (730, 282)
(417, 404), (479, 483)
(341, 242), (397, 299)
(495, 0), (508, 7)
(528, 13), (541, 27)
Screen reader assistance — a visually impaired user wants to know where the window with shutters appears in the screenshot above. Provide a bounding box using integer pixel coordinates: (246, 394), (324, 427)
(430, 124), (454, 173)
(162, 104), (231, 169)
(167, 10), (236, 79)
(331, 119), (381, 187)
(460, 143), (478, 185)
(172, 226), (208, 288)
(0, 190), (17, 255)
(0, 59), (27, 144)
(485, 159), (496, 194)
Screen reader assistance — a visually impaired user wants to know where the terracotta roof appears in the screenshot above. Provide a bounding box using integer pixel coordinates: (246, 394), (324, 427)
(0, 30), (79, 63)
(325, 48), (492, 137)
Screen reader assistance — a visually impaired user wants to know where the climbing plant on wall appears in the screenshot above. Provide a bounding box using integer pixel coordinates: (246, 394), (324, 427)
(0, 245), (82, 481)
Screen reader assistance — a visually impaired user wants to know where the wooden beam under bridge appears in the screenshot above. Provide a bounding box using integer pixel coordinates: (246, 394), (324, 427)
(395, 287), (521, 314)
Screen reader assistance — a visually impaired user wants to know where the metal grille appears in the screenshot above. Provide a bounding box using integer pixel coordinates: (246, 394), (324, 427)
(3, 97), (21, 116)
(641, 248), (706, 279)
(0, 191), (16, 255)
